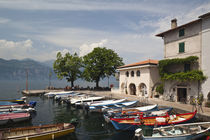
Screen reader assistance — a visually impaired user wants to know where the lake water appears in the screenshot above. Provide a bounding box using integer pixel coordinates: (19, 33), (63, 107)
(0, 80), (134, 140)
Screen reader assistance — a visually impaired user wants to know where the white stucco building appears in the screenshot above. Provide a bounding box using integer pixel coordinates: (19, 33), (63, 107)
(117, 59), (160, 98)
(156, 12), (210, 102)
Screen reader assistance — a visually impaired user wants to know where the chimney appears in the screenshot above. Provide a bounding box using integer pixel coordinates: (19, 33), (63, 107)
(171, 18), (177, 29)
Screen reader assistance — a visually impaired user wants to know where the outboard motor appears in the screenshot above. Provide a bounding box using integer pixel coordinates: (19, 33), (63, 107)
(29, 101), (37, 108)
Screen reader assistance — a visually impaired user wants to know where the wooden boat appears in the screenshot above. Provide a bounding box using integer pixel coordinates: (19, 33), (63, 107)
(104, 107), (172, 123)
(110, 110), (197, 130)
(89, 100), (139, 112)
(0, 123), (75, 140)
(135, 122), (210, 140)
(0, 113), (31, 125)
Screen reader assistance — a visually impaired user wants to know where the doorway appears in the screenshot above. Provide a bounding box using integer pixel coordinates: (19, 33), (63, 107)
(177, 88), (187, 103)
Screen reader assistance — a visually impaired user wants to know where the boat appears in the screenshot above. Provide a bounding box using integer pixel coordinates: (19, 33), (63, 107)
(70, 96), (105, 105)
(54, 92), (81, 101)
(106, 104), (158, 115)
(0, 123), (75, 140)
(89, 100), (139, 112)
(104, 107), (172, 123)
(44, 91), (74, 98)
(0, 101), (36, 109)
(0, 113), (31, 125)
(0, 99), (25, 105)
(88, 99), (126, 107)
(110, 110), (197, 130)
(135, 122), (210, 140)
(0, 107), (35, 114)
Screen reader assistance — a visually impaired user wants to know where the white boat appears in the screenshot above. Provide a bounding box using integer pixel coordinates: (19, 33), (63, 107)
(54, 92), (81, 100)
(70, 96), (105, 105)
(90, 100), (139, 113)
(0, 107), (35, 114)
(135, 122), (210, 140)
(44, 91), (73, 98)
(89, 99), (126, 107)
(75, 99), (116, 107)
(106, 104), (158, 114)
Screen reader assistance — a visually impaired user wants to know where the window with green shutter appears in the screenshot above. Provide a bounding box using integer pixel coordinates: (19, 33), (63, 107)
(179, 42), (185, 53)
(179, 29), (185, 37)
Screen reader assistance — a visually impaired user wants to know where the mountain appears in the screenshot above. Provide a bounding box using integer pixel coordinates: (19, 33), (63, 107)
(0, 58), (55, 80)
(41, 59), (55, 68)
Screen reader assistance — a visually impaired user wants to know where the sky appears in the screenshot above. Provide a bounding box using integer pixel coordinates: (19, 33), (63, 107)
(0, 0), (210, 64)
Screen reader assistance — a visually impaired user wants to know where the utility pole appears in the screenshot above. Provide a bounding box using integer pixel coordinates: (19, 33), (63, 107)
(26, 69), (28, 91)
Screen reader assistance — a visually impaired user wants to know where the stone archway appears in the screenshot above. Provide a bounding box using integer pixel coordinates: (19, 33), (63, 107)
(139, 83), (147, 96)
(129, 83), (136, 95)
(151, 82), (162, 98)
(121, 83), (125, 94)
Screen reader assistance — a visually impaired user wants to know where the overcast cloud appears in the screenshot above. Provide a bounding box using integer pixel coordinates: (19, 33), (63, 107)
(0, 0), (209, 64)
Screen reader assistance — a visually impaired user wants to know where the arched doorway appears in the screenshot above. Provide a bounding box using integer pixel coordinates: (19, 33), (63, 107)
(139, 83), (147, 96)
(121, 83), (125, 93)
(129, 83), (136, 95)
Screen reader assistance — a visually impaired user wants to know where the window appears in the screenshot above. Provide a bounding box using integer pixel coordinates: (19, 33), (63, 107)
(131, 71), (134, 77)
(126, 71), (129, 77)
(179, 42), (185, 53)
(179, 28), (185, 37)
(184, 64), (190, 72)
(136, 70), (140, 77)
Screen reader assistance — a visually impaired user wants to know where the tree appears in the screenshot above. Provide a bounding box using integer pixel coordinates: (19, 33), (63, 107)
(53, 52), (82, 87)
(82, 47), (124, 88)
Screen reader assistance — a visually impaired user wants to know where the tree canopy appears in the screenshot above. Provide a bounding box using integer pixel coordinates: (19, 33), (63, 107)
(82, 47), (124, 88)
(53, 52), (82, 87)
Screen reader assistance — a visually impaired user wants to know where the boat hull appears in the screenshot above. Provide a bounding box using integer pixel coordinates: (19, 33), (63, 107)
(11, 128), (74, 140)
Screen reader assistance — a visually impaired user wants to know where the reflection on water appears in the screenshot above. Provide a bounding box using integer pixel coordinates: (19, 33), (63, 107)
(0, 80), (133, 140)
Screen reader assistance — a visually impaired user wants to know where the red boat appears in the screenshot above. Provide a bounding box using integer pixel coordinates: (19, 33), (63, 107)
(0, 113), (31, 125)
(110, 110), (197, 130)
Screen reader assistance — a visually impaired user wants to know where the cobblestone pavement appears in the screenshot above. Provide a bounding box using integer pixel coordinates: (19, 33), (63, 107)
(78, 90), (210, 121)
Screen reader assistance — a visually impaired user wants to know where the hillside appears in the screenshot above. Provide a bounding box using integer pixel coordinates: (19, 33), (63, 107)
(0, 58), (55, 80)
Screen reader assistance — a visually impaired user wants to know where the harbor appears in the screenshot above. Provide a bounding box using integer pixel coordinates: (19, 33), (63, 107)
(1, 1), (210, 139)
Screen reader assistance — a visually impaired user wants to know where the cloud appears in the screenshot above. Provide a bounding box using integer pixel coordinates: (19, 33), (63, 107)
(0, 0), (187, 14)
(79, 39), (108, 57)
(0, 39), (33, 60)
(0, 17), (10, 24)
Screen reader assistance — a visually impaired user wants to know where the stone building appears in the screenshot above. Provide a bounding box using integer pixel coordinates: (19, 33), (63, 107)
(156, 12), (210, 102)
(117, 59), (160, 98)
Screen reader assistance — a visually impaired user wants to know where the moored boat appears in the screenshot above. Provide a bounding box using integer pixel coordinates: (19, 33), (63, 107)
(0, 113), (31, 125)
(135, 122), (210, 140)
(89, 100), (139, 112)
(104, 107), (172, 123)
(110, 110), (197, 130)
(0, 123), (75, 140)
(70, 96), (105, 105)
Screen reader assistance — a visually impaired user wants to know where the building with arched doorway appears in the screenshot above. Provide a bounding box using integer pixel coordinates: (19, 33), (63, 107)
(118, 59), (160, 98)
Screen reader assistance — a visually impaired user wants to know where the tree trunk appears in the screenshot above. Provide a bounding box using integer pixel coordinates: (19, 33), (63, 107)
(71, 80), (74, 88)
(96, 80), (99, 88)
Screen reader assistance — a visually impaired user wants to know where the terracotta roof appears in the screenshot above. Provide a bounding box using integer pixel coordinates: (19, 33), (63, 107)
(118, 59), (158, 69)
(156, 19), (201, 37)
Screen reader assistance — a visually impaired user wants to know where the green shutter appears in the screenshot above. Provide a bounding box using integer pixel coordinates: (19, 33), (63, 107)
(179, 42), (185, 53)
(179, 29), (185, 37)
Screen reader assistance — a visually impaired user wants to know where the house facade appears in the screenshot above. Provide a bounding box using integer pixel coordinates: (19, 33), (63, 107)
(156, 12), (210, 102)
(117, 59), (160, 98)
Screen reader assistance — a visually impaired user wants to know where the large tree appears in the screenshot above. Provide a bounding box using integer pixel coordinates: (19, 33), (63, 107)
(83, 47), (124, 88)
(53, 52), (82, 87)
